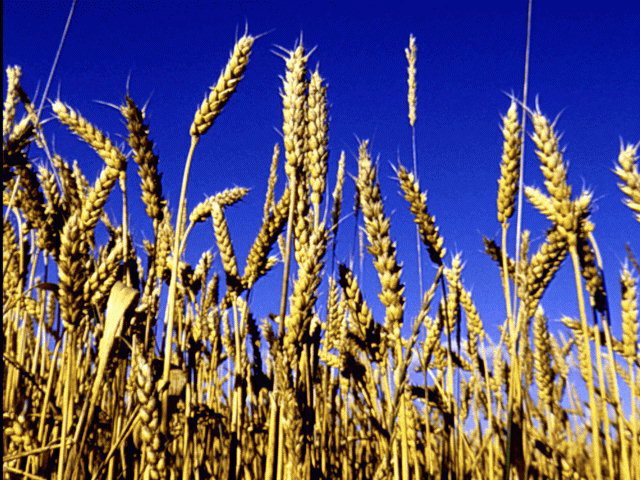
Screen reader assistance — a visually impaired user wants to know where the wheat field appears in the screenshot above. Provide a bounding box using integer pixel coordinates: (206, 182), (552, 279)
(3, 27), (639, 480)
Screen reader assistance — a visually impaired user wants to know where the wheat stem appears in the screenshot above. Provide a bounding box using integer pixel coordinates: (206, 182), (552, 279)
(569, 245), (602, 480)
(162, 135), (198, 434)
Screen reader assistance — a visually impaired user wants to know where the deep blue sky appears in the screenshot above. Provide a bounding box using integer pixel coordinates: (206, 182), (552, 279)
(4, 1), (639, 340)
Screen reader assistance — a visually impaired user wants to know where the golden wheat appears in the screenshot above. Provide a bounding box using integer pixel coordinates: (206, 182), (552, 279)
(3, 34), (638, 480)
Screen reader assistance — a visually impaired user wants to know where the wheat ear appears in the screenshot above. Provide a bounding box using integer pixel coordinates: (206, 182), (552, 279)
(190, 34), (254, 137)
(397, 164), (446, 265)
(357, 140), (405, 356)
(52, 100), (126, 171)
(58, 214), (87, 330)
(614, 143), (640, 222)
(497, 99), (522, 225)
(530, 112), (576, 238)
(329, 151), (346, 273)
(307, 68), (329, 222)
(338, 263), (377, 353)
(532, 308), (553, 411)
(211, 200), (240, 287)
(264, 143), (280, 222)
(121, 95), (166, 224)
(3, 66), (22, 136)
(285, 223), (327, 360)
(242, 188), (290, 290)
(134, 351), (166, 478)
(620, 266), (639, 478)
(524, 186), (555, 220)
(405, 35), (417, 128)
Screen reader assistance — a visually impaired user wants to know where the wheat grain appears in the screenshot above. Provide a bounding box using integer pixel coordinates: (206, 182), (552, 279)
(37, 165), (61, 217)
(5, 117), (34, 158)
(330, 151), (346, 237)
(50, 154), (82, 215)
(525, 186), (555, 221)
(86, 238), (123, 308)
(12, 157), (47, 233)
(72, 159), (90, 197)
(16, 84), (45, 148)
(324, 276), (344, 352)
(483, 236), (516, 280)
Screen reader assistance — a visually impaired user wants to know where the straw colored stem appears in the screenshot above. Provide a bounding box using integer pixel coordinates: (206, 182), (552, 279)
(278, 174), (298, 338)
(569, 245), (602, 480)
(161, 135), (199, 433)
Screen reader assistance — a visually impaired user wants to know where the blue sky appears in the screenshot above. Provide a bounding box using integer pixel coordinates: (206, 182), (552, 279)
(4, 1), (639, 341)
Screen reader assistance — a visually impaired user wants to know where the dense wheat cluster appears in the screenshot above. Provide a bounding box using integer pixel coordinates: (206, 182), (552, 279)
(3, 33), (639, 480)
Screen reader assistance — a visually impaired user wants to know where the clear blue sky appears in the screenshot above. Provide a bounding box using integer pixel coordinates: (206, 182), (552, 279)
(4, 1), (639, 340)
